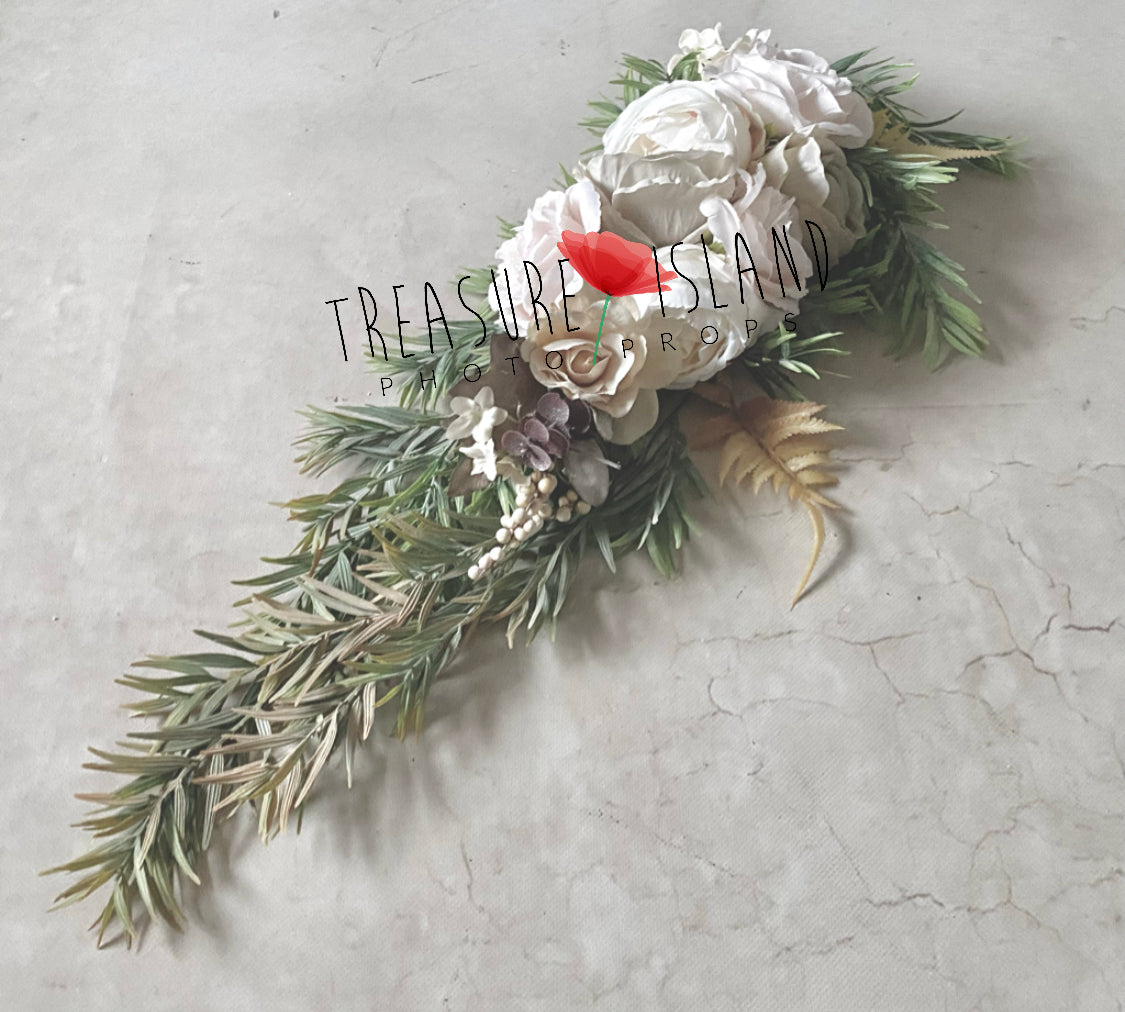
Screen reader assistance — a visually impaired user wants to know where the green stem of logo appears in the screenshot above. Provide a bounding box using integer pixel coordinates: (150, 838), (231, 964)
(591, 292), (612, 365)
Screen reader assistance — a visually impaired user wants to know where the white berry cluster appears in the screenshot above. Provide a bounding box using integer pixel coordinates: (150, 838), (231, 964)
(466, 470), (593, 581)
(553, 487), (590, 524)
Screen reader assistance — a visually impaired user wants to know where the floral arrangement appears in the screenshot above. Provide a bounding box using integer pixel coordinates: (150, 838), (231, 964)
(43, 25), (1020, 947)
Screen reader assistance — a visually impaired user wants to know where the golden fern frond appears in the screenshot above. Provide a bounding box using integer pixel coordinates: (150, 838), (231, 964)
(689, 392), (844, 606)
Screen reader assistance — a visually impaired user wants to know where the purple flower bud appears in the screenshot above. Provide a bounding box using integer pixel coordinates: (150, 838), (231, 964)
(565, 398), (593, 437)
(502, 425), (553, 472)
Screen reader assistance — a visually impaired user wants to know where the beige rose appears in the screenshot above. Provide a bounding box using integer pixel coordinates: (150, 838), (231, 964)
(579, 79), (767, 250)
(629, 242), (772, 389)
(601, 79), (762, 166)
(519, 292), (653, 419)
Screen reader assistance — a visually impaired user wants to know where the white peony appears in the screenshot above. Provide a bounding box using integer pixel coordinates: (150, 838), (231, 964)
(489, 179), (602, 339)
(703, 28), (873, 149)
(580, 80), (770, 250)
(762, 131), (867, 266)
(580, 148), (740, 250)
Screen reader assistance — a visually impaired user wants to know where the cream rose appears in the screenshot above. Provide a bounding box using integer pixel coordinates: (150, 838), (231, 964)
(703, 28), (873, 148)
(630, 243), (773, 389)
(580, 79), (768, 250)
(580, 149), (740, 250)
(762, 131), (866, 265)
(519, 292), (651, 418)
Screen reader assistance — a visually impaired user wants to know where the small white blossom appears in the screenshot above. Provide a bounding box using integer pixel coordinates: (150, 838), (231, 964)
(445, 386), (508, 443)
(673, 24), (726, 71)
(460, 438), (501, 481)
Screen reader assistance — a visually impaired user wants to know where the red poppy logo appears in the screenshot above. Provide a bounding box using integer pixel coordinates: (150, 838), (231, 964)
(556, 230), (675, 363)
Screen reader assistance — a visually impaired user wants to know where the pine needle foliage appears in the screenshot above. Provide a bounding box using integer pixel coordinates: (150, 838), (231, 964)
(804, 54), (1022, 368)
(41, 383), (704, 949)
(832, 50), (1023, 179)
(828, 146), (986, 368)
(580, 52), (701, 139)
(738, 326), (849, 400)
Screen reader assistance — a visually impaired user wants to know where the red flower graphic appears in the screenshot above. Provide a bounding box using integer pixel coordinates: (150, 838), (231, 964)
(556, 230), (675, 363)
(556, 230), (675, 297)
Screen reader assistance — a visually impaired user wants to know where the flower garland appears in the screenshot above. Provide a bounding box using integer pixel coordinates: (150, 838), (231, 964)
(42, 24), (1021, 947)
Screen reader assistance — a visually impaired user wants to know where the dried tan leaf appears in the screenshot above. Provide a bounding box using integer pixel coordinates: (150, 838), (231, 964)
(136, 807), (161, 869)
(871, 109), (997, 161)
(689, 395), (843, 605)
(360, 681), (378, 741)
(200, 752), (223, 850)
(257, 789), (277, 842)
(295, 576), (379, 617)
(293, 713), (337, 810)
(344, 698), (361, 789)
(348, 572), (411, 605)
(192, 758), (268, 785)
(276, 758), (304, 836)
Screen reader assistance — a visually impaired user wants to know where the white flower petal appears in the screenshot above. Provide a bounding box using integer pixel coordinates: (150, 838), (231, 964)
(445, 418), (475, 441)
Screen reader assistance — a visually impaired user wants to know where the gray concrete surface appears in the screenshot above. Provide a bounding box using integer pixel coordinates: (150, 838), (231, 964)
(3, 1), (1124, 1008)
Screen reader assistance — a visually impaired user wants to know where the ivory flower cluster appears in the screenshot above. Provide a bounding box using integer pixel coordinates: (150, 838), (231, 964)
(490, 25), (873, 440)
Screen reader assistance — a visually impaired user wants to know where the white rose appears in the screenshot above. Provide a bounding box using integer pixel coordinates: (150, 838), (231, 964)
(519, 290), (651, 418)
(601, 80), (761, 165)
(634, 308), (746, 390)
(579, 80), (771, 252)
(489, 179), (602, 338)
(700, 166), (815, 318)
(704, 29), (873, 148)
(630, 243), (772, 389)
(762, 131), (866, 266)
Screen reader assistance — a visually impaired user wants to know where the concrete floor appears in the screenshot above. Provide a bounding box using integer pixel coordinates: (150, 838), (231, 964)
(3, 1), (1124, 1008)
